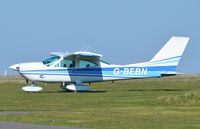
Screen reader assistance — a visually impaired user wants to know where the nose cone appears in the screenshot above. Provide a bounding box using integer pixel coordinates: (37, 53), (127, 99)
(9, 64), (20, 71)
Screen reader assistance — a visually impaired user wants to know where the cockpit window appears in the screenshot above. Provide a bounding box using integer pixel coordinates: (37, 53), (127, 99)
(42, 56), (60, 66)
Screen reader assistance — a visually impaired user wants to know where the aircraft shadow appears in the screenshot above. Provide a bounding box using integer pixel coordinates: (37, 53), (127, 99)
(40, 90), (106, 94)
(79, 90), (106, 93)
(128, 89), (190, 92)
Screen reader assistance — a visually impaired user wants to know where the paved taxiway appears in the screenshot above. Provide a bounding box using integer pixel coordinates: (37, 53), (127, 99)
(0, 112), (88, 129)
(0, 121), (88, 129)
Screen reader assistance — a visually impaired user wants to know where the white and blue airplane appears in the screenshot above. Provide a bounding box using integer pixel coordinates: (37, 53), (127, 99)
(10, 36), (190, 92)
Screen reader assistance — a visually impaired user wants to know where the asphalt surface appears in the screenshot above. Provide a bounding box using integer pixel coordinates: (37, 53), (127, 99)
(0, 112), (88, 129)
(0, 121), (89, 129)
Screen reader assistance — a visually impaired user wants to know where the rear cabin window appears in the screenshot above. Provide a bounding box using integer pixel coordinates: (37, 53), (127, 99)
(79, 60), (97, 68)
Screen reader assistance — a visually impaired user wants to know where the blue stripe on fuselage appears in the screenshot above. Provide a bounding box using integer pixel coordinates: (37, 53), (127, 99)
(20, 66), (176, 79)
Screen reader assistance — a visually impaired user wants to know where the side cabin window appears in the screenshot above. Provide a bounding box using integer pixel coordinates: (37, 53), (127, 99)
(79, 60), (97, 68)
(60, 59), (75, 68)
(60, 59), (98, 68)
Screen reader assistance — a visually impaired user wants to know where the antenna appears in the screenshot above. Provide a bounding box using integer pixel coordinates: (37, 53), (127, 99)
(80, 44), (91, 52)
(84, 45), (90, 51)
(80, 46), (86, 51)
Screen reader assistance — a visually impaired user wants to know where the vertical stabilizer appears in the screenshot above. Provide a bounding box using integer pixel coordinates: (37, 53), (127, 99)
(150, 36), (190, 66)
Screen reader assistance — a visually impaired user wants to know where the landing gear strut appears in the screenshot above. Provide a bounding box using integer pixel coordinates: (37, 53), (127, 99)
(60, 82), (91, 92)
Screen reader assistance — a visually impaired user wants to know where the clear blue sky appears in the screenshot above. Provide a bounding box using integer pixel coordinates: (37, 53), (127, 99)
(0, 0), (199, 75)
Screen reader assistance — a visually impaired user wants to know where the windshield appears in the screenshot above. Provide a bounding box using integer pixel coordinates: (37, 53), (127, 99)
(42, 56), (60, 66)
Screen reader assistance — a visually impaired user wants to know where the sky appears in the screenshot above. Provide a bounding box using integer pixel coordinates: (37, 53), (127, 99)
(0, 0), (199, 75)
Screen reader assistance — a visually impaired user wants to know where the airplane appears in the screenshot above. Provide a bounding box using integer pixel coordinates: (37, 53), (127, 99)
(9, 36), (190, 92)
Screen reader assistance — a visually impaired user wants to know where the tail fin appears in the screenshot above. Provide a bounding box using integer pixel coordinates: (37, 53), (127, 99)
(150, 36), (190, 67)
(148, 36), (190, 76)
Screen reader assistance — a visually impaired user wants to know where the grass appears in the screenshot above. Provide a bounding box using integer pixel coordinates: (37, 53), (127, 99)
(0, 75), (200, 129)
(158, 92), (200, 106)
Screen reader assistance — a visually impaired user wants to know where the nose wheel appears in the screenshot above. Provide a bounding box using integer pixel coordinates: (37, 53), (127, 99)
(22, 83), (43, 92)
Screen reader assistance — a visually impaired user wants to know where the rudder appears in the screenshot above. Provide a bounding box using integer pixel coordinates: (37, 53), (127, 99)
(150, 36), (190, 67)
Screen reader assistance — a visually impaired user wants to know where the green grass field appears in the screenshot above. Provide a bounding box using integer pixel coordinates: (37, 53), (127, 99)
(0, 75), (200, 129)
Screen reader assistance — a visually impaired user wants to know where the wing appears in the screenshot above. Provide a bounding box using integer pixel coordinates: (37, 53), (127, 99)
(50, 52), (67, 57)
(64, 51), (102, 62)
